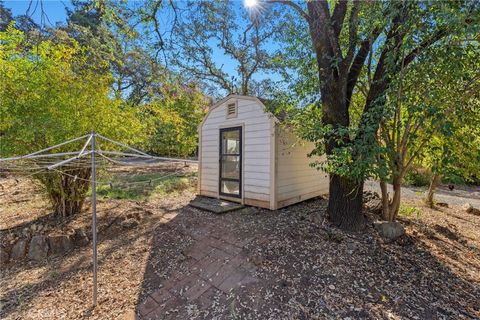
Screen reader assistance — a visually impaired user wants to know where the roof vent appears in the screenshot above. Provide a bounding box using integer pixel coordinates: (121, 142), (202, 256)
(226, 102), (237, 118)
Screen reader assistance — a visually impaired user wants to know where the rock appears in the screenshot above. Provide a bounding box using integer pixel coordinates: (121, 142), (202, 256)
(73, 228), (89, 246)
(374, 221), (405, 240)
(28, 235), (49, 261)
(121, 218), (139, 229)
(22, 227), (30, 237)
(436, 202), (449, 208)
(308, 212), (322, 224)
(463, 203), (480, 216)
(363, 191), (380, 203)
(328, 285), (335, 290)
(365, 198), (383, 215)
(48, 234), (73, 255)
(10, 239), (28, 261)
(0, 246), (10, 265)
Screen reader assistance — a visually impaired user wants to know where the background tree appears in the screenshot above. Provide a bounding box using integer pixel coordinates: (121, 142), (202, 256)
(141, 84), (208, 157)
(0, 1), (13, 31)
(417, 44), (480, 208)
(0, 25), (144, 217)
(376, 38), (480, 220)
(139, 0), (285, 97)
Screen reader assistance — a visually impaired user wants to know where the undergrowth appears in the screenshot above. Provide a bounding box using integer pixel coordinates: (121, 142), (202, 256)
(97, 172), (197, 200)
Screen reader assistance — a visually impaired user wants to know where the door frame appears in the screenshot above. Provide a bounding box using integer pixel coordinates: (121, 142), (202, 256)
(219, 126), (242, 198)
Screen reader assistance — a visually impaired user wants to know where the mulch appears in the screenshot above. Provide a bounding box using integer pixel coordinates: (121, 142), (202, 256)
(1, 173), (479, 319)
(133, 198), (479, 319)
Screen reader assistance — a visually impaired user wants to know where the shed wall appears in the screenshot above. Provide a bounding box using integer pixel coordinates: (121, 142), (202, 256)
(199, 97), (274, 207)
(275, 127), (329, 208)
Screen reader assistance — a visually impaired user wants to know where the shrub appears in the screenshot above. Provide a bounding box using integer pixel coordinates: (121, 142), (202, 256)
(403, 168), (433, 187)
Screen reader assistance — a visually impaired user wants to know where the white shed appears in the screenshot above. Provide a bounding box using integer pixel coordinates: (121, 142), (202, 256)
(198, 94), (329, 210)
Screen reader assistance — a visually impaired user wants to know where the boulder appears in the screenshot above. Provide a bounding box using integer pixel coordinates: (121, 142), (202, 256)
(374, 221), (405, 240)
(121, 218), (139, 229)
(48, 234), (73, 255)
(0, 246), (10, 265)
(10, 239), (27, 261)
(28, 235), (48, 261)
(73, 228), (89, 246)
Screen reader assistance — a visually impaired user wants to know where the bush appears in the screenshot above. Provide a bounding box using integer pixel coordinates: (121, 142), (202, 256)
(403, 168), (433, 187)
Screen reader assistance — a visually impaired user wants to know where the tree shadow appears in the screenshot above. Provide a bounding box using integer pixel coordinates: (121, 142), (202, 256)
(0, 204), (178, 319)
(133, 198), (479, 319)
(2, 196), (478, 319)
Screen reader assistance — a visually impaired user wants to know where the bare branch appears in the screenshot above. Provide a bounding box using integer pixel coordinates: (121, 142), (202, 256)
(268, 0), (311, 22)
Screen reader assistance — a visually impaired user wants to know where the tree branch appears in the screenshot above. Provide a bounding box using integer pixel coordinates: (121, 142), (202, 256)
(345, 28), (380, 105)
(331, 0), (348, 38)
(343, 1), (361, 70)
(402, 28), (448, 66)
(268, 0), (311, 23)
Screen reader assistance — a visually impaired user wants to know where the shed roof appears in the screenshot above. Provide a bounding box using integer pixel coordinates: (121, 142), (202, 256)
(208, 94), (285, 122)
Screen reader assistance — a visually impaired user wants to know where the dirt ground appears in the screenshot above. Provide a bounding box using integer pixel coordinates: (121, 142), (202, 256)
(0, 169), (479, 319)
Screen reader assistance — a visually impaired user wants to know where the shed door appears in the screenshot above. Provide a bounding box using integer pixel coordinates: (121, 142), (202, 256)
(219, 127), (242, 198)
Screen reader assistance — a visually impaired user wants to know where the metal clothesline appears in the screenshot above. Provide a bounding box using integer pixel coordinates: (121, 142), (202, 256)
(0, 132), (198, 307)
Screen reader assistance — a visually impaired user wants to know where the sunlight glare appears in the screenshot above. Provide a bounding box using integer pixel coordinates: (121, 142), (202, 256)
(244, 0), (258, 8)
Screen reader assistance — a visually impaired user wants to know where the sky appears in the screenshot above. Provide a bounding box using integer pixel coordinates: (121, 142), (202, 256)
(3, 0), (288, 95)
(5, 0), (71, 26)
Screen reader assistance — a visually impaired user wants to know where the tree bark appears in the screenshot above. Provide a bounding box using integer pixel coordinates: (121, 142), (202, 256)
(380, 180), (390, 220)
(328, 174), (365, 231)
(37, 168), (91, 218)
(390, 176), (402, 221)
(425, 173), (441, 208)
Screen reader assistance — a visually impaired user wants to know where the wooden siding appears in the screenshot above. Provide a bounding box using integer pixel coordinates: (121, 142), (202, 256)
(199, 97), (273, 204)
(275, 127), (329, 206)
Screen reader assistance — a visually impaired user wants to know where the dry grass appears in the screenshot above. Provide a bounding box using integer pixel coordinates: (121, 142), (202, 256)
(0, 165), (196, 319)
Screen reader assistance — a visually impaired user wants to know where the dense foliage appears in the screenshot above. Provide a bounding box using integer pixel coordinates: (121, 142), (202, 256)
(0, 25), (143, 156)
(0, 17), (207, 216)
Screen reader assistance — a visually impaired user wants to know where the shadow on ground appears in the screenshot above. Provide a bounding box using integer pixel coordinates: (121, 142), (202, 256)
(133, 197), (480, 319)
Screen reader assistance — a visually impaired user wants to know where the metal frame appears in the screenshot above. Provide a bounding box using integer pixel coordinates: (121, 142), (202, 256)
(91, 132), (98, 306)
(219, 126), (242, 199)
(0, 131), (199, 308)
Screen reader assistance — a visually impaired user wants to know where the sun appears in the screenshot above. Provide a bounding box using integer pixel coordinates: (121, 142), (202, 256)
(243, 0), (258, 8)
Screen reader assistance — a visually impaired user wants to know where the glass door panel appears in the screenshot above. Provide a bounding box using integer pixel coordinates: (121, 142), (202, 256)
(219, 127), (242, 198)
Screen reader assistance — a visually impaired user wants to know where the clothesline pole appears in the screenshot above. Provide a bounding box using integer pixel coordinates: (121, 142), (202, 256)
(91, 131), (98, 307)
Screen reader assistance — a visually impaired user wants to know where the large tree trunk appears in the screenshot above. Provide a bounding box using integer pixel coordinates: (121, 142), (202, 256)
(328, 174), (365, 231)
(425, 173), (441, 208)
(307, 3), (367, 231)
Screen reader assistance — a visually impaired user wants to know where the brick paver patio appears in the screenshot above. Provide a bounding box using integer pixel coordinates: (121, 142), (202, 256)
(131, 215), (259, 320)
